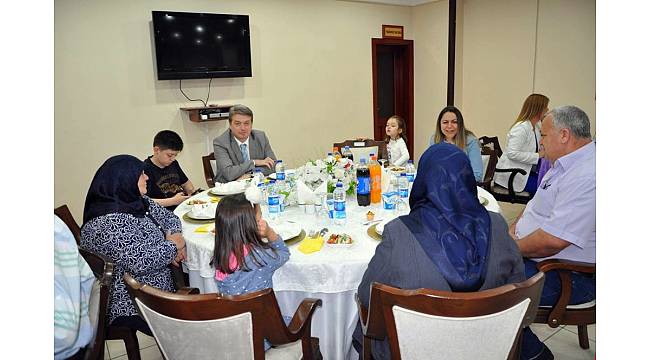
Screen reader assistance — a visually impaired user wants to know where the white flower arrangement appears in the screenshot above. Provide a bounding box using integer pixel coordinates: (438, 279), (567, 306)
(296, 156), (357, 194)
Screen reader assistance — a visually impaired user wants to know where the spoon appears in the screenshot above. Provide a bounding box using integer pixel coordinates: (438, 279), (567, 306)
(319, 228), (329, 237)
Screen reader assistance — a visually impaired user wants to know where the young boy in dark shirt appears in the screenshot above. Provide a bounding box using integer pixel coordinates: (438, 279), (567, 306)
(144, 130), (199, 210)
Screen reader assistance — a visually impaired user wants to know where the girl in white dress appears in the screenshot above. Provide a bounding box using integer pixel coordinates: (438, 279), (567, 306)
(385, 115), (410, 166)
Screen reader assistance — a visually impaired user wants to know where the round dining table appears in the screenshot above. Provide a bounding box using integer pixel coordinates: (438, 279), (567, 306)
(175, 186), (500, 360)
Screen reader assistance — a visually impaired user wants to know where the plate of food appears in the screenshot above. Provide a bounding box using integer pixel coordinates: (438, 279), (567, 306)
(268, 169), (296, 180)
(389, 166), (406, 173)
(326, 233), (354, 248)
(209, 181), (247, 196)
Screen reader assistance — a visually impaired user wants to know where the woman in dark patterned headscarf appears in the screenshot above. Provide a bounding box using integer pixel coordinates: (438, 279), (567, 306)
(80, 155), (186, 335)
(354, 143), (526, 359)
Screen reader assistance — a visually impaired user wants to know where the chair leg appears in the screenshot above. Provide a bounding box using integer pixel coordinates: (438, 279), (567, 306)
(123, 330), (142, 360)
(577, 325), (590, 349)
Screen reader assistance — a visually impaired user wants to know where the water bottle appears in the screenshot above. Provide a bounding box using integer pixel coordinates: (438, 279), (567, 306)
(275, 160), (285, 181)
(254, 168), (264, 184)
(342, 146), (354, 162)
(267, 180), (280, 220)
(398, 173), (409, 199)
(326, 152), (334, 163)
(257, 182), (268, 205)
(333, 182), (347, 225)
(356, 158), (370, 206)
(406, 160), (416, 183)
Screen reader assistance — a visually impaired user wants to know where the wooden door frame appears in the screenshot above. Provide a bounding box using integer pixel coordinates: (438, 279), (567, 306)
(371, 38), (414, 157)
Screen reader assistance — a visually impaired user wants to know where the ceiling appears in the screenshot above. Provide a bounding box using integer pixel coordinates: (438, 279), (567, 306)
(340, 0), (438, 6)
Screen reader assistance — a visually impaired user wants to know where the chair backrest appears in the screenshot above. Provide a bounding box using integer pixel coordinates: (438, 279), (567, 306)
(479, 147), (498, 189)
(202, 152), (216, 188)
(333, 139), (388, 162)
(54, 204), (81, 245)
(364, 272), (545, 360)
(78, 248), (114, 360)
(479, 136), (503, 158)
(124, 273), (318, 360)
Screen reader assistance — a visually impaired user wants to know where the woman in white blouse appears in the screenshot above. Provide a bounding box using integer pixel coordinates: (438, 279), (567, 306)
(385, 115), (410, 166)
(494, 93), (549, 194)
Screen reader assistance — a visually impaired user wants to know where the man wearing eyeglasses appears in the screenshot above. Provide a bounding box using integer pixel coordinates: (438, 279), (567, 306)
(509, 105), (595, 360)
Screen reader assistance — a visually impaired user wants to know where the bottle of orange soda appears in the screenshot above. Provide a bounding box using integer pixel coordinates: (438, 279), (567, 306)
(369, 154), (382, 203)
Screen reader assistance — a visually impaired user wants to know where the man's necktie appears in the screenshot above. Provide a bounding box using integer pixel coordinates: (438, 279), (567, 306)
(240, 143), (249, 162)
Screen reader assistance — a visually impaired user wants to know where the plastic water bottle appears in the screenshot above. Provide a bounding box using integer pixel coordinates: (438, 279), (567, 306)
(333, 182), (347, 225)
(398, 173), (409, 199)
(257, 182), (268, 205)
(342, 146), (354, 162)
(267, 180), (280, 220)
(356, 158), (370, 206)
(406, 160), (416, 183)
(254, 168), (264, 184)
(326, 152), (334, 163)
(275, 160), (285, 181)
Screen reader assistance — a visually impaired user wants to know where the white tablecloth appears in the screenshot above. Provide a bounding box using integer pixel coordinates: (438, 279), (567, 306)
(175, 186), (499, 360)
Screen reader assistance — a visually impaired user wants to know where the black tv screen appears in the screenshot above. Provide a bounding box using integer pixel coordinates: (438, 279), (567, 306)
(152, 11), (252, 80)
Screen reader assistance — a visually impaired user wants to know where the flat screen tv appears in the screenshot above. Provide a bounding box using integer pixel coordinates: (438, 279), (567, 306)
(152, 11), (252, 80)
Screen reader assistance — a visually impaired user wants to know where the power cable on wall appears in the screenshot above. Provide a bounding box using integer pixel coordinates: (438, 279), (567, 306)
(532, 0), (540, 92)
(179, 78), (213, 108)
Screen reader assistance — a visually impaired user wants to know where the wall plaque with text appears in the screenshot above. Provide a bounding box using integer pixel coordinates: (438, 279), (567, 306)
(382, 25), (404, 39)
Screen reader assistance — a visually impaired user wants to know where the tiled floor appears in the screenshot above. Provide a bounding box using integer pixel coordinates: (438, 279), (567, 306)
(102, 202), (595, 359)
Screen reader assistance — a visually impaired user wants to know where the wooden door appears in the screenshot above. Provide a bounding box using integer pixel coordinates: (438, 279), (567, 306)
(372, 38), (414, 158)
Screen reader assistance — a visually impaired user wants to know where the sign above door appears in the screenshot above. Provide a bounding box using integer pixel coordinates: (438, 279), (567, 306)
(382, 25), (404, 39)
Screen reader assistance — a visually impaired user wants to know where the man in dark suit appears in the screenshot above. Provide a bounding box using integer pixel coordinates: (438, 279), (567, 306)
(212, 104), (277, 183)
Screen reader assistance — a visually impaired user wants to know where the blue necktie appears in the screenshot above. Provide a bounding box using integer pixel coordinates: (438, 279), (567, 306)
(240, 143), (249, 162)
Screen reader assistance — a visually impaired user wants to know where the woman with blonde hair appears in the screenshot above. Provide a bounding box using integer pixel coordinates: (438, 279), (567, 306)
(494, 93), (549, 194)
(429, 106), (483, 181)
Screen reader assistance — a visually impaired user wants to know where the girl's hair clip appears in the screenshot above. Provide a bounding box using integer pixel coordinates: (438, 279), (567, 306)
(245, 184), (263, 206)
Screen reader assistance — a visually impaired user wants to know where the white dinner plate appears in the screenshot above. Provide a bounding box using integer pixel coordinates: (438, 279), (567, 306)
(185, 210), (215, 221)
(268, 169), (296, 180)
(375, 217), (396, 235)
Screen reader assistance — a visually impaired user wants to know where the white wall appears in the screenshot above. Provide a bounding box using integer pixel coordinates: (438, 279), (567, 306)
(55, 0), (595, 221)
(55, 0), (412, 220)
(458, 0), (596, 142)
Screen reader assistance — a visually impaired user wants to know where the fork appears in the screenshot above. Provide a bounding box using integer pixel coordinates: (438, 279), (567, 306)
(361, 219), (383, 226)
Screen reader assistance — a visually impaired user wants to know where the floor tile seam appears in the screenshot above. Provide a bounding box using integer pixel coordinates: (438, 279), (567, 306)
(561, 324), (596, 341)
(539, 325), (565, 342)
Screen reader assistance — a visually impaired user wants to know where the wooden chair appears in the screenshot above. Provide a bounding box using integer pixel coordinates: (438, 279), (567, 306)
(333, 139), (388, 163)
(357, 272), (545, 360)
(55, 204), (81, 245)
(202, 152), (216, 188)
(478, 147), (498, 192)
(56, 205), (189, 360)
(124, 273), (323, 360)
(78, 248), (142, 360)
(478, 136), (534, 204)
(74, 248), (113, 360)
(534, 259), (596, 349)
(479, 136), (503, 158)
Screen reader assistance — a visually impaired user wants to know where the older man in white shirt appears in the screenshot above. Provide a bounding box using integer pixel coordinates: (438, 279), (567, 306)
(510, 105), (595, 360)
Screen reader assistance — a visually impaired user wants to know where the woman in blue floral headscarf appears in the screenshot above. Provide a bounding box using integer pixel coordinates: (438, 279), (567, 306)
(354, 143), (526, 359)
(81, 155), (186, 335)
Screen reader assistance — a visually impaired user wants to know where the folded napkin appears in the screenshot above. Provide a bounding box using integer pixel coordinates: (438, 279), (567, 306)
(190, 204), (216, 219)
(298, 235), (324, 254)
(194, 223), (215, 233)
(213, 181), (247, 194)
(296, 180), (327, 205)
